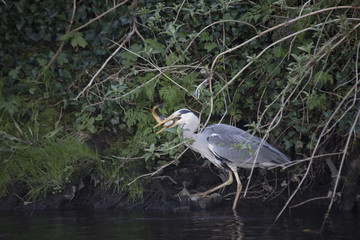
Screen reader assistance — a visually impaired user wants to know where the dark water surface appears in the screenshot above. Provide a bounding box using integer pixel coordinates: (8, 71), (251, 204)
(0, 205), (359, 239)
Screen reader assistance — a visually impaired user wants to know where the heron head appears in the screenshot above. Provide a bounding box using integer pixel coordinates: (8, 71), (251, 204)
(153, 109), (197, 134)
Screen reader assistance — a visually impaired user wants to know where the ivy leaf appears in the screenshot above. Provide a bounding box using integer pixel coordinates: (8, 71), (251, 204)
(222, 13), (233, 21)
(144, 39), (166, 56)
(95, 114), (103, 121)
(121, 44), (142, 68)
(273, 46), (283, 58)
(37, 58), (48, 67)
(9, 66), (21, 79)
(71, 34), (88, 48)
(121, 51), (137, 68)
(60, 32), (88, 48)
(87, 124), (97, 133)
(204, 42), (217, 52)
(57, 53), (68, 65)
(29, 87), (36, 94)
(199, 32), (213, 42)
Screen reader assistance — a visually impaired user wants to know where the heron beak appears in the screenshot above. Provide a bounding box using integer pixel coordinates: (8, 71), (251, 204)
(153, 114), (179, 134)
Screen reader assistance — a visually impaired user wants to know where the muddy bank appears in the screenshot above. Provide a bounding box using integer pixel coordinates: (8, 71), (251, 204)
(0, 132), (344, 212)
(0, 158), (320, 212)
(0, 162), (221, 211)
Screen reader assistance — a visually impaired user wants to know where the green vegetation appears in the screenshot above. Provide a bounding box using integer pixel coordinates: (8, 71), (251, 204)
(0, 136), (99, 203)
(1, 0), (360, 219)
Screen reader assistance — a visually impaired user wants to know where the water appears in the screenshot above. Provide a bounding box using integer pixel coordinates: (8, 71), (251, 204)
(0, 205), (359, 239)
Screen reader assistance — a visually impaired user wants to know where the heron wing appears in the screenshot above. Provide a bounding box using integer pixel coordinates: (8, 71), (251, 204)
(204, 124), (290, 168)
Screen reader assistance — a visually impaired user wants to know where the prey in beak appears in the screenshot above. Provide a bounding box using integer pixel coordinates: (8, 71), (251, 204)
(151, 104), (179, 134)
(153, 114), (179, 134)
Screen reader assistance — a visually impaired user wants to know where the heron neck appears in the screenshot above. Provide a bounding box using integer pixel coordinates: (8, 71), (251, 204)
(182, 123), (199, 139)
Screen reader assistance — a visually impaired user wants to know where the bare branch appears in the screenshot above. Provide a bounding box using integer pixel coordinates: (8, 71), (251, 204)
(37, 0), (77, 81)
(70, 0), (130, 33)
(74, 19), (137, 101)
(210, 5), (360, 75)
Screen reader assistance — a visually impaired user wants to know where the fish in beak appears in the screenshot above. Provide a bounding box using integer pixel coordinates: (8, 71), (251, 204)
(151, 104), (179, 134)
(151, 103), (165, 123)
(153, 115), (179, 134)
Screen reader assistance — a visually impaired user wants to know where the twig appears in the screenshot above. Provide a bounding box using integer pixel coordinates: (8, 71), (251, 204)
(186, 19), (202, 63)
(70, 0), (130, 33)
(184, 19), (258, 54)
(319, 107), (360, 232)
(74, 19), (138, 101)
(104, 44), (190, 99)
(209, 6), (360, 99)
(106, 72), (162, 101)
(213, 17), (360, 100)
(37, 0), (77, 81)
(127, 160), (176, 186)
(153, 175), (178, 185)
(128, 146), (190, 186)
(271, 151), (344, 169)
(298, 0), (312, 17)
(319, 41), (360, 232)
(174, 0), (186, 23)
(289, 196), (330, 209)
(273, 61), (360, 224)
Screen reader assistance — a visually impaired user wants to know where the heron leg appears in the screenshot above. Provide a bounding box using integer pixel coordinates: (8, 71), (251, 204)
(231, 168), (242, 210)
(190, 171), (233, 200)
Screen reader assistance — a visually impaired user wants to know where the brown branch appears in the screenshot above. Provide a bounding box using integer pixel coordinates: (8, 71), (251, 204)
(186, 19), (202, 63)
(318, 40), (360, 233)
(319, 107), (360, 233)
(74, 18), (138, 101)
(212, 7), (360, 99)
(211, 5), (360, 72)
(289, 196), (331, 209)
(70, 0), (130, 33)
(273, 32), (360, 223)
(38, 0), (130, 82)
(37, 0), (77, 81)
(127, 145), (190, 186)
(127, 160), (176, 186)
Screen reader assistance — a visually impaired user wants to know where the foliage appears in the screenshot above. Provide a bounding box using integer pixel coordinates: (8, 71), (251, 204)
(0, 136), (99, 203)
(1, 0), (360, 209)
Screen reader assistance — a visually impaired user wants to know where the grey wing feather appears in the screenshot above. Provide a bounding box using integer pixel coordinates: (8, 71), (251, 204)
(204, 124), (290, 168)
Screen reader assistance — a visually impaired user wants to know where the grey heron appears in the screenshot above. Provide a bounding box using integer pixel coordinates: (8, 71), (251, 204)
(153, 108), (291, 210)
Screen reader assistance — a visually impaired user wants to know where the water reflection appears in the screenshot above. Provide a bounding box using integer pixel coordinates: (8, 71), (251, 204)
(0, 205), (359, 240)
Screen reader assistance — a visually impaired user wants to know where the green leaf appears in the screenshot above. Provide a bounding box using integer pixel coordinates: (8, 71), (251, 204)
(144, 39), (166, 56)
(273, 46), (283, 58)
(60, 33), (72, 41)
(204, 42), (217, 52)
(200, 32), (213, 42)
(87, 124), (97, 133)
(314, 71), (333, 85)
(144, 152), (152, 161)
(95, 114), (103, 121)
(308, 92), (326, 110)
(166, 52), (178, 65)
(9, 66), (21, 79)
(29, 87), (36, 94)
(71, 34), (88, 48)
(121, 51), (137, 68)
(56, 53), (68, 65)
(37, 58), (48, 67)
(222, 13), (233, 20)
